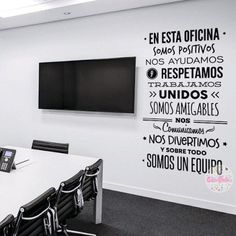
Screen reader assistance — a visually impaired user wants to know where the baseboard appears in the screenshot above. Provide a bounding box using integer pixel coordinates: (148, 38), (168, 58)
(103, 181), (236, 215)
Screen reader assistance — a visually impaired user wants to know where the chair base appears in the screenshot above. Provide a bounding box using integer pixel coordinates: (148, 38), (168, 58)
(58, 226), (96, 236)
(67, 229), (96, 236)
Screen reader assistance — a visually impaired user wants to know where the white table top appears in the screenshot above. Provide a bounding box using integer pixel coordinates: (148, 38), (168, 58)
(0, 146), (99, 221)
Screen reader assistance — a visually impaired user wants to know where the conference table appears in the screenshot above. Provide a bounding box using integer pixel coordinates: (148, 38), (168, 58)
(0, 146), (103, 224)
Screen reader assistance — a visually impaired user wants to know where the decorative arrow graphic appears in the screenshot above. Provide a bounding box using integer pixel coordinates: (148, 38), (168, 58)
(149, 91), (157, 98)
(211, 92), (219, 98)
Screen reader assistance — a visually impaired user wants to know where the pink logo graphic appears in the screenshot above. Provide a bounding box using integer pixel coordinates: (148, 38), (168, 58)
(205, 165), (233, 193)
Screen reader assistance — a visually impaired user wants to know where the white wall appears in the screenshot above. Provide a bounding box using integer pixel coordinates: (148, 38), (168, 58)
(0, 0), (235, 214)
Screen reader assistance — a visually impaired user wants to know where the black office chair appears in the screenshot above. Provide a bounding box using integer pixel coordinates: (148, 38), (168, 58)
(0, 214), (14, 236)
(53, 170), (96, 236)
(13, 187), (56, 236)
(82, 159), (103, 202)
(32, 140), (69, 154)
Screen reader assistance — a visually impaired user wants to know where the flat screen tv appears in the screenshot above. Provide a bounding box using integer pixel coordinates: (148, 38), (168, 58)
(39, 57), (136, 113)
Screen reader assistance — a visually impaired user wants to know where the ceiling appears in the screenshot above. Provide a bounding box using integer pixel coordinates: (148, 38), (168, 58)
(0, 0), (186, 30)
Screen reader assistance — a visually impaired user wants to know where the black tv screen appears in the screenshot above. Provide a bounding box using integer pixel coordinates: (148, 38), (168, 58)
(39, 57), (136, 113)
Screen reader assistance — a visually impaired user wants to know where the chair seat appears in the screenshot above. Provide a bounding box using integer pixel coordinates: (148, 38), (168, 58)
(13, 187), (56, 236)
(0, 214), (14, 236)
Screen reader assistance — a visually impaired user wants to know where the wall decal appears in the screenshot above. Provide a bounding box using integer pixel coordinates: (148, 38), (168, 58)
(142, 27), (230, 182)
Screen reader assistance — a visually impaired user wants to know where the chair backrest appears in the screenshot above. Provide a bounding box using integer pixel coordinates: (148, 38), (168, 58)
(54, 170), (85, 226)
(0, 214), (14, 236)
(13, 187), (56, 236)
(32, 140), (69, 154)
(82, 159), (102, 202)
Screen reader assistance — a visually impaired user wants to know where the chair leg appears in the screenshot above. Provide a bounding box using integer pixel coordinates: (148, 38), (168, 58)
(67, 229), (96, 236)
(59, 224), (69, 236)
(58, 224), (96, 236)
(63, 230), (69, 236)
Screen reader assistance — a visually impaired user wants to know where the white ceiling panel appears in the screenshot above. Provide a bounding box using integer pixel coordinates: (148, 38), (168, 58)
(0, 0), (187, 30)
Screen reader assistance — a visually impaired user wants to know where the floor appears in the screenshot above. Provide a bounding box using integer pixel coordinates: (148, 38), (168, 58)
(68, 189), (236, 236)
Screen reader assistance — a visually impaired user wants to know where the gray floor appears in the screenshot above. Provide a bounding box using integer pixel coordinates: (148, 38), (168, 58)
(68, 189), (236, 236)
